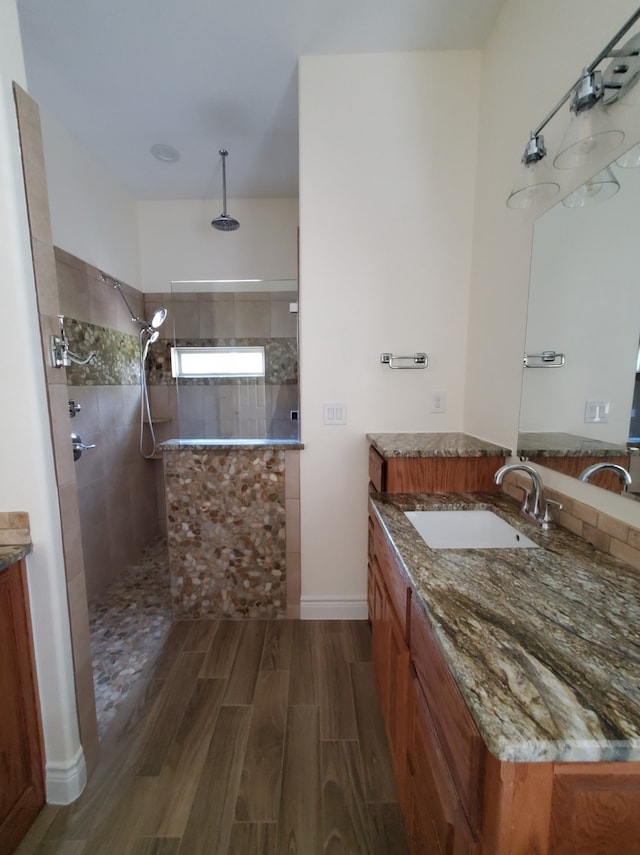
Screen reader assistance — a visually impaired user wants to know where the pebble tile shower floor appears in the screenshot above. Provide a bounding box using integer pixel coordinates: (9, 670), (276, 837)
(88, 537), (172, 737)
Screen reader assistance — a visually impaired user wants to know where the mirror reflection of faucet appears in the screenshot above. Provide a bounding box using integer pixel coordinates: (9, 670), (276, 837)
(578, 462), (632, 487)
(71, 432), (96, 462)
(494, 463), (562, 530)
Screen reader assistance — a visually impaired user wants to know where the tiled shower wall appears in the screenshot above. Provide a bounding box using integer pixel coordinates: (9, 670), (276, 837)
(143, 289), (299, 442)
(55, 248), (160, 600)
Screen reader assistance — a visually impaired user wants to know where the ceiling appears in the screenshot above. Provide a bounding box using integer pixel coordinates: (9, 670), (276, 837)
(16, 0), (505, 201)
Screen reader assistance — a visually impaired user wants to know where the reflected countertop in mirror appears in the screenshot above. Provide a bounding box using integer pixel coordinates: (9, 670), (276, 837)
(517, 432), (632, 458)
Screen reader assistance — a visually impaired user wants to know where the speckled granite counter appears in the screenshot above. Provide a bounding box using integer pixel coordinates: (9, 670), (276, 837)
(367, 432), (511, 458)
(0, 543), (32, 572)
(160, 438), (303, 451)
(518, 431), (632, 458)
(370, 491), (640, 763)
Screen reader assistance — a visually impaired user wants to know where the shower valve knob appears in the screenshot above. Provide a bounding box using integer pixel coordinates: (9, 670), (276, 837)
(71, 432), (96, 461)
(69, 400), (81, 418)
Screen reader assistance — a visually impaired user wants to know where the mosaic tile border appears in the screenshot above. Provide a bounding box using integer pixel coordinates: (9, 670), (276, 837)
(65, 318), (141, 386)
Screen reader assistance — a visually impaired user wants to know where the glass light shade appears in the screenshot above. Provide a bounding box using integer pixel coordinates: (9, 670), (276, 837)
(561, 166), (620, 208)
(506, 162), (560, 210)
(616, 142), (640, 168)
(553, 106), (624, 170)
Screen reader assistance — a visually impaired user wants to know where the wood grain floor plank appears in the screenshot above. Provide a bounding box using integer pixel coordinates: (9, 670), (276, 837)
(322, 740), (371, 855)
(288, 620), (317, 705)
(144, 622), (192, 679)
(260, 619), (293, 671)
(80, 776), (157, 855)
(18, 620), (403, 855)
(342, 621), (372, 664)
(13, 806), (60, 854)
(369, 803), (409, 855)
(277, 705), (322, 855)
(315, 630), (358, 740)
(350, 662), (398, 803)
(32, 843), (86, 855)
(134, 652), (205, 776)
(223, 620), (268, 705)
(182, 619), (219, 653)
(200, 619), (243, 678)
(178, 706), (252, 855)
(235, 671), (289, 822)
(227, 822), (278, 855)
(42, 679), (167, 842)
(125, 839), (181, 855)
(137, 678), (226, 837)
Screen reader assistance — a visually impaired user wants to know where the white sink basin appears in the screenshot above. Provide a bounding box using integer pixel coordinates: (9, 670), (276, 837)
(404, 510), (539, 550)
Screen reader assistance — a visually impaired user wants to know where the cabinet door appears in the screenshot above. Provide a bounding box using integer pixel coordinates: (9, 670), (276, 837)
(0, 559), (45, 855)
(407, 673), (477, 855)
(387, 602), (410, 806)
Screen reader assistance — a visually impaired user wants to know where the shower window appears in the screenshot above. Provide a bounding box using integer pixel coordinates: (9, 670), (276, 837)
(171, 345), (265, 378)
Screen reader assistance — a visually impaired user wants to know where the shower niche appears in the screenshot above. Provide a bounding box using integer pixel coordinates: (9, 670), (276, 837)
(143, 279), (299, 443)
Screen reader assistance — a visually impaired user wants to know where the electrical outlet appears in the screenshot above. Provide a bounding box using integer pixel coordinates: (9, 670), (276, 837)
(431, 391), (447, 413)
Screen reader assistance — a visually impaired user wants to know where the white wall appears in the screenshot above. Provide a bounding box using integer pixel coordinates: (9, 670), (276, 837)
(464, 0), (640, 527)
(298, 51), (481, 612)
(137, 198), (298, 291)
(40, 108), (141, 286)
(0, 0), (84, 802)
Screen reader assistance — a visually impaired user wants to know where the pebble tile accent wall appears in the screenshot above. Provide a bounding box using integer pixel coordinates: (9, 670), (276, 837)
(164, 445), (287, 618)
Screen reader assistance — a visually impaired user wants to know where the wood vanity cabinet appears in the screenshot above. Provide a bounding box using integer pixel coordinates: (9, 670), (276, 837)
(0, 557), (45, 855)
(369, 504), (640, 855)
(368, 445), (504, 494)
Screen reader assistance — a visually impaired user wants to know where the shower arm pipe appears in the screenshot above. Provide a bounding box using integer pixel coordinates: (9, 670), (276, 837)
(221, 150), (229, 215)
(112, 278), (146, 328)
(529, 6), (640, 140)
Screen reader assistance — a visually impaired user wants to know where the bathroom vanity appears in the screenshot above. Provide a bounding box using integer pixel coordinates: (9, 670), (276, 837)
(369, 490), (640, 854)
(367, 432), (509, 494)
(0, 543), (44, 855)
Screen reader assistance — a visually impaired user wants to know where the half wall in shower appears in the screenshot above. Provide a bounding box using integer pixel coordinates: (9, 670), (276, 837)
(142, 280), (299, 442)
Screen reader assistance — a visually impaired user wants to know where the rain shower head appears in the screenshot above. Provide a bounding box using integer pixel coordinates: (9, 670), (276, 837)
(110, 278), (167, 340)
(211, 149), (240, 232)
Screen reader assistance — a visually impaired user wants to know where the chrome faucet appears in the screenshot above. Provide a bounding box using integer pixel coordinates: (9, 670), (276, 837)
(579, 462), (632, 487)
(494, 463), (562, 530)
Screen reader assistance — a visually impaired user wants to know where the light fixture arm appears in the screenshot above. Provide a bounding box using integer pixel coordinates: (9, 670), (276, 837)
(528, 5), (640, 143)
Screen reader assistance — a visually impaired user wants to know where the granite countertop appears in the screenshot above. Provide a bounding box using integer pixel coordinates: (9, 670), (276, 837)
(0, 543), (32, 572)
(518, 431), (632, 458)
(370, 491), (640, 764)
(159, 439), (304, 451)
(367, 432), (511, 458)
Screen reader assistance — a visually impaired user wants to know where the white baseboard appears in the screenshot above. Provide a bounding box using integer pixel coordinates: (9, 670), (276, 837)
(46, 745), (87, 805)
(300, 595), (368, 620)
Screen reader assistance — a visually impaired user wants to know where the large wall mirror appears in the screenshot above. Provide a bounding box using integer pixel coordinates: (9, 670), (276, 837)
(518, 142), (640, 500)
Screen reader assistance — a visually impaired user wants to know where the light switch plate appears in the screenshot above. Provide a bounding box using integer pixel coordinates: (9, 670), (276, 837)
(323, 402), (347, 425)
(584, 400), (610, 423)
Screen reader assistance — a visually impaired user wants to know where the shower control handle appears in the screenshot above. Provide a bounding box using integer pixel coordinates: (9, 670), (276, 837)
(71, 432), (96, 462)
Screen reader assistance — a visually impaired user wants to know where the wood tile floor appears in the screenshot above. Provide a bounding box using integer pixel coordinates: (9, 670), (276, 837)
(17, 619), (408, 854)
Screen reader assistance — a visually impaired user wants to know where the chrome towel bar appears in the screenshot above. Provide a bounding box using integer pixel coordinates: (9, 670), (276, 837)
(380, 352), (428, 369)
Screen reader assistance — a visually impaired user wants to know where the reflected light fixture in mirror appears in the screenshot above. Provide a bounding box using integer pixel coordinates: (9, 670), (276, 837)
(562, 165), (620, 207)
(616, 141), (640, 167)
